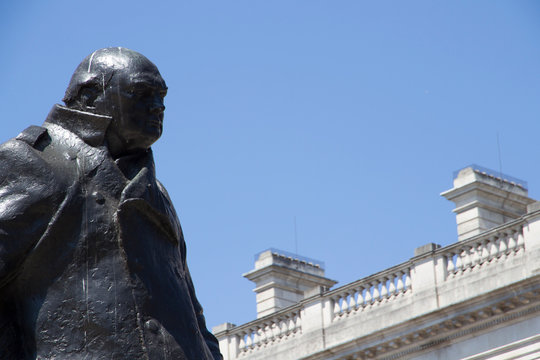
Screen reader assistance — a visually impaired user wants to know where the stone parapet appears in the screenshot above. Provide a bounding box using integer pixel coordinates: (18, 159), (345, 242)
(214, 209), (540, 360)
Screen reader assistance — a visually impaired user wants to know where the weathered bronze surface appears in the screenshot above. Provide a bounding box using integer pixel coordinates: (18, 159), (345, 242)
(0, 47), (222, 359)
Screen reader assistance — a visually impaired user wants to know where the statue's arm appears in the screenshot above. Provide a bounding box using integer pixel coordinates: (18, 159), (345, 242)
(158, 181), (223, 359)
(0, 139), (58, 288)
(184, 259), (224, 360)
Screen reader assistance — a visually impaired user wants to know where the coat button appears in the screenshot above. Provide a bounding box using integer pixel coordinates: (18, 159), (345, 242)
(145, 319), (160, 334)
(92, 191), (105, 204)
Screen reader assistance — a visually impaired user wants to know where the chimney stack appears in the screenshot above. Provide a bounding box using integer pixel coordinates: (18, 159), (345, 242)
(441, 165), (535, 241)
(244, 249), (337, 318)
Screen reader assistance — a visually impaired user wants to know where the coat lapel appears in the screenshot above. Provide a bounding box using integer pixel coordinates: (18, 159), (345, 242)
(117, 150), (181, 244)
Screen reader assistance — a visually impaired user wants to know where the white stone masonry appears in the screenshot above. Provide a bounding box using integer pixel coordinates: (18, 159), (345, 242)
(243, 250), (337, 318)
(214, 205), (540, 360)
(441, 165), (535, 241)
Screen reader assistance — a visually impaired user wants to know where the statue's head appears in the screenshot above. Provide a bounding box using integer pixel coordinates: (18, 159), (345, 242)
(64, 47), (168, 156)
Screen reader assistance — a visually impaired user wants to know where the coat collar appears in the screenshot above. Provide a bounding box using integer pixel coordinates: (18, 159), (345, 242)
(43, 104), (112, 147)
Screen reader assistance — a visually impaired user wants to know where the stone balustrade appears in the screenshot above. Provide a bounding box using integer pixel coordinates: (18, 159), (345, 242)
(331, 265), (412, 319)
(442, 220), (524, 277)
(236, 308), (302, 355)
(214, 208), (540, 360)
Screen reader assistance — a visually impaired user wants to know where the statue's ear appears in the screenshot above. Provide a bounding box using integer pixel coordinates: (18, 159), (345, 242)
(63, 73), (102, 111)
(75, 73), (113, 110)
(77, 83), (102, 110)
(64, 72), (113, 111)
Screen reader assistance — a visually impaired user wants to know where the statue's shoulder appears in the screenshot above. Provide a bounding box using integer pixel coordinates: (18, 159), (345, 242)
(0, 126), (51, 175)
(0, 125), (48, 153)
(156, 180), (171, 200)
(15, 125), (49, 148)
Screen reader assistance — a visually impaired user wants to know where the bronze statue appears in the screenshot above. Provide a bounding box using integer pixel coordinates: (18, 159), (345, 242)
(0, 47), (222, 359)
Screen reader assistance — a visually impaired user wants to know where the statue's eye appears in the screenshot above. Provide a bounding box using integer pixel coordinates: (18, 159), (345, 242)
(129, 85), (151, 96)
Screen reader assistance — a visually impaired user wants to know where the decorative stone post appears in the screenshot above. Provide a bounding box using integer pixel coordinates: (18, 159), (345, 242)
(212, 323), (237, 360)
(243, 249), (337, 318)
(410, 243), (443, 315)
(441, 165), (535, 241)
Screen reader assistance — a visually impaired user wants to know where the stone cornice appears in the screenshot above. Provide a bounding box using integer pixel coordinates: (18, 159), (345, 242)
(244, 264), (338, 288)
(440, 180), (531, 205)
(303, 277), (540, 360)
(215, 211), (540, 360)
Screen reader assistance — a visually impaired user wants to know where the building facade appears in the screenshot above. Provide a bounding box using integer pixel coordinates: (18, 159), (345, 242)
(214, 165), (540, 360)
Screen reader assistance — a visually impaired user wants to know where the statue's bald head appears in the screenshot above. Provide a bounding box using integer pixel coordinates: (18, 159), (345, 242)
(63, 47), (159, 109)
(63, 47), (168, 157)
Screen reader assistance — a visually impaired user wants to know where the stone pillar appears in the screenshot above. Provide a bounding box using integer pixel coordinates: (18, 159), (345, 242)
(244, 249), (337, 318)
(441, 165), (535, 241)
(212, 322), (237, 360)
(524, 202), (540, 275)
(410, 243), (443, 315)
(298, 297), (327, 354)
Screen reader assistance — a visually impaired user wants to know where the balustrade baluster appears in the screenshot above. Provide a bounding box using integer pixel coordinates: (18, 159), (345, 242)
(275, 319), (283, 338)
(279, 319), (286, 336)
(333, 297), (342, 316)
(262, 324), (269, 343)
(516, 231), (525, 251)
(285, 318), (291, 336)
(238, 333), (246, 351)
(462, 247), (472, 269)
(266, 323), (274, 342)
(246, 330), (253, 348)
(404, 271), (412, 290)
(289, 315), (296, 332)
(265, 324), (271, 342)
(372, 281), (380, 301)
(280, 318), (287, 335)
(348, 290), (357, 309)
(396, 272), (404, 292)
(507, 233), (517, 253)
(288, 316), (296, 334)
(469, 244), (482, 267)
(489, 237), (499, 259)
(267, 323), (274, 342)
(364, 286), (373, 303)
(388, 275), (396, 296)
(252, 327), (260, 347)
(344, 293), (352, 312)
(446, 254), (455, 274)
(283, 317), (290, 336)
(257, 326), (264, 345)
(455, 249), (463, 271)
(380, 278), (389, 298)
(260, 325), (267, 344)
(499, 234), (508, 255)
(292, 313), (300, 332)
(480, 240), (490, 264)
(266, 324), (272, 342)
(357, 287), (366, 308)
(281, 316), (289, 335)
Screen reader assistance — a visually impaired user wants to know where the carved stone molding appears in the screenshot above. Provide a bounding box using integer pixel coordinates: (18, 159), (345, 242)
(311, 286), (540, 360)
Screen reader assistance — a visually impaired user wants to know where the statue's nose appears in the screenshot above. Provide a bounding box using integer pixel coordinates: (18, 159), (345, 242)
(150, 98), (165, 113)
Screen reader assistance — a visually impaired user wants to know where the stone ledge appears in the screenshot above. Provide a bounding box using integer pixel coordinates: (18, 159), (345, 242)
(304, 276), (540, 360)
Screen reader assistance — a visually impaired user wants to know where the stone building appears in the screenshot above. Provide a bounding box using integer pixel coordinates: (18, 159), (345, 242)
(213, 165), (540, 360)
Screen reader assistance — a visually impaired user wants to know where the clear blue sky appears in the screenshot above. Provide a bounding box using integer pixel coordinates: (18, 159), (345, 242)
(1, 1), (540, 329)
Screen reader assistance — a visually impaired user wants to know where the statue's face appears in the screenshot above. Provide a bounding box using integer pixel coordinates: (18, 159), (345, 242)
(94, 61), (168, 153)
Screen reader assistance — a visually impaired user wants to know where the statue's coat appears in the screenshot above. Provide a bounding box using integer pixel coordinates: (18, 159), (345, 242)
(0, 105), (221, 359)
